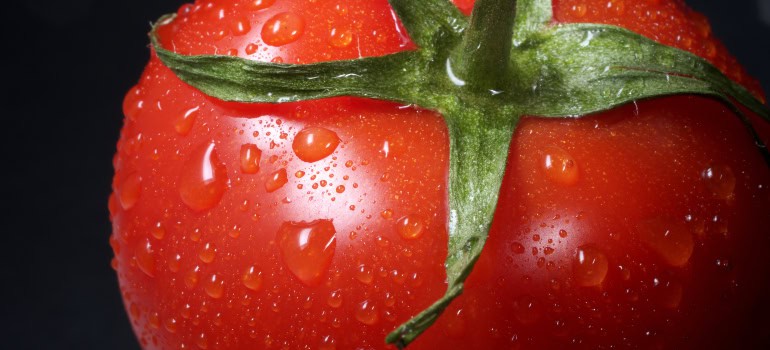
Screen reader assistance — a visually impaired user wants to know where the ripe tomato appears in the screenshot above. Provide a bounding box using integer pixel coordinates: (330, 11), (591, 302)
(111, 0), (770, 349)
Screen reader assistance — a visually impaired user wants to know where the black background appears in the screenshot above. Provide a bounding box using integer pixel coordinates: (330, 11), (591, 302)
(1, 1), (768, 349)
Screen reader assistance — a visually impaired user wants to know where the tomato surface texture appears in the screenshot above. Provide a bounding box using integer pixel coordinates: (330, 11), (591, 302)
(111, 0), (770, 349)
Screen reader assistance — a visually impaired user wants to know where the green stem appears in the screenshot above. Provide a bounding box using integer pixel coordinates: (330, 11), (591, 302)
(451, 0), (517, 90)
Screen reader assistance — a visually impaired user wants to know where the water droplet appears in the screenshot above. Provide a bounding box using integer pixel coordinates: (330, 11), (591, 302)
(262, 12), (305, 46)
(135, 238), (156, 277)
(276, 220), (337, 286)
(355, 300), (379, 325)
(319, 335), (337, 350)
(295, 170), (305, 178)
(164, 317), (178, 333)
(204, 274), (224, 299)
(185, 266), (200, 289)
(199, 242), (216, 263)
(240, 143), (262, 174)
(542, 146), (579, 186)
(396, 216), (424, 240)
(329, 27), (353, 48)
(637, 217), (694, 267)
(573, 245), (609, 287)
(250, 0), (276, 11)
(335, 185), (345, 194)
(380, 209), (393, 219)
(118, 173), (142, 210)
(355, 264), (373, 284)
(196, 332), (209, 349)
(510, 242), (525, 254)
(265, 168), (288, 192)
(559, 229), (568, 238)
(512, 294), (541, 325)
(151, 222), (165, 240)
(175, 106), (199, 136)
(231, 17), (251, 36)
(654, 278), (683, 309)
(242, 266), (263, 291)
(179, 142), (228, 211)
(327, 289), (343, 308)
(148, 311), (160, 329)
(702, 163), (736, 200)
(292, 127), (340, 163)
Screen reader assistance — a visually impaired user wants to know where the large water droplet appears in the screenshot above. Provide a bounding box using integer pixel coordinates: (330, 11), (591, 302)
(250, 0), (276, 11)
(702, 163), (736, 200)
(204, 274), (224, 299)
(396, 215), (424, 240)
(292, 127), (340, 163)
(329, 27), (353, 48)
(135, 238), (156, 277)
(240, 143), (262, 174)
(265, 168), (288, 192)
(118, 173), (142, 210)
(542, 146), (579, 186)
(355, 300), (379, 325)
(327, 290), (343, 308)
(179, 142), (229, 211)
(573, 245), (608, 287)
(262, 12), (305, 46)
(355, 264), (373, 284)
(175, 106), (199, 136)
(637, 217), (694, 267)
(276, 220), (337, 286)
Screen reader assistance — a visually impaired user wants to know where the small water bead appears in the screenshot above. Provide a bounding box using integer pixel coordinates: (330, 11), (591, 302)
(380, 209), (393, 219)
(185, 266), (201, 289)
(196, 332), (209, 349)
(329, 27), (353, 48)
(199, 242), (216, 263)
(175, 106), (199, 136)
(148, 311), (161, 329)
(179, 142), (229, 212)
(355, 300), (379, 325)
(262, 12), (305, 46)
(276, 220), (337, 286)
(559, 229), (568, 238)
(396, 216), (425, 240)
(242, 266), (263, 291)
(511, 242), (525, 254)
(295, 170), (305, 178)
(265, 168), (288, 192)
(135, 238), (156, 277)
(118, 173), (142, 210)
(512, 294), (541, 325)
(204, 274), (225, 299)
(335, 185), (345, 194)
(319, 335), (337, 350)
(542, 146), (579, 186)
(292, 127), (341, 163)
(573, 245), (609, 287)
(240, 144), (262, 174)
(327, 290), (343, 308)
(230, 17), (251, 36)
(245, 43), (259, 55)
(637, 217), (694, 267)
(168, 254), (181, 273)
(164, 317), (178, 333)
(702, 163), (736, 200)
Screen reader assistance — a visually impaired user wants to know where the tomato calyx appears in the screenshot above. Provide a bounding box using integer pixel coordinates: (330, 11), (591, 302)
(148, 0), (770, 347)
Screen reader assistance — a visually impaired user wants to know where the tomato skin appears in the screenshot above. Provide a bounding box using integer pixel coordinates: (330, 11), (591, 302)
(113, 0), (770, 349)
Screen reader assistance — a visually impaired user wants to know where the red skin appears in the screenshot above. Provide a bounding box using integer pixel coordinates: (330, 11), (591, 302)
(112, 0), (770, 349)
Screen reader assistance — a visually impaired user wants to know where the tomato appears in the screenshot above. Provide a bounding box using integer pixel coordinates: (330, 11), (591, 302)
(111, 0), (770, 349)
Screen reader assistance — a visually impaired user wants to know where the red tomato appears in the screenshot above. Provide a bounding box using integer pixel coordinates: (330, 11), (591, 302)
(111, 0), (770, 349)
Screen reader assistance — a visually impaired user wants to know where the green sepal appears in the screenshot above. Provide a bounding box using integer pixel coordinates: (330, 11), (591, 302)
(387, 0), (468, 50)
(514, 23), (770, 120)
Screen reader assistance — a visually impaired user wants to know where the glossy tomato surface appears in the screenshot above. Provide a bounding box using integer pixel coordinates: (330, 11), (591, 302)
(111, 0), (770, 349)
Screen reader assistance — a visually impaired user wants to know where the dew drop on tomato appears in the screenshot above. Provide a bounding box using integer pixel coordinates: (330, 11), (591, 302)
(510, 242), (525, 254)
(542, 146), (579, 186)
(185, 266), (200, 289)
(276, 220), (337, 286)
(151, 221), (165, 240)
(261, 12), (305, 46)
(179, 142), (229, 212)
(240, 143), (262, 174)
(329, 27), (353, 48)
(163, 317), (178, 333)
(196, 332), (209, 349)
(637, 217), (694, 267)
(396, 215), (425, 240)
(654, 277), (684, 309)
(118, 172), (142, 210)
(135, 238), (156, 277)
(204, 274), (224, 299)
(573, 245), (609, 287)
(148, 311), (160, 329)
(512, 294), (542, 325)
(230, 17), (251, 36)
(354, 300), (379, 325)
(242, 266), (263, 291)
(319, 335), (336, 350)
(702, 163), (736, 200)
(265, 168), (288, 192)
(327, 289), (343, 308)
(175, 106), (199, 136)
(292, 127), (341, 163)
(250, 0), (276, 11)
(355, 264), (374, 284)
(199, 242), (216, 263)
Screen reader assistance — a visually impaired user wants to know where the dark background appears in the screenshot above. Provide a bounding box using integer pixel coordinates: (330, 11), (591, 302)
(1, 1), (768, 349)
